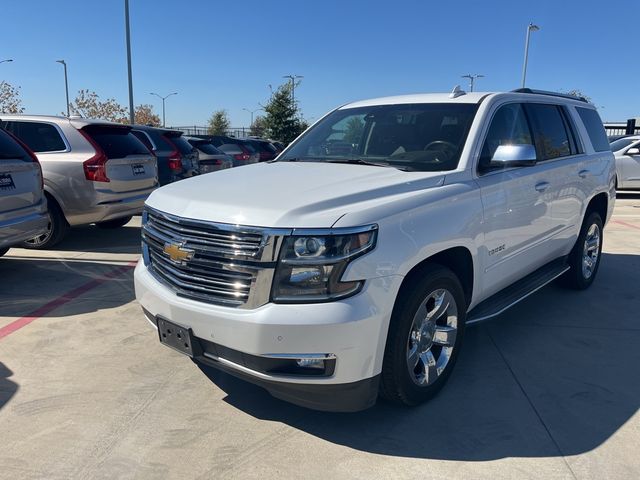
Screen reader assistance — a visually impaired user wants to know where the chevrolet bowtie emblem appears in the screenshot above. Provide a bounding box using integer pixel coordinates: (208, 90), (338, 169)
(163, 242), (194, 263)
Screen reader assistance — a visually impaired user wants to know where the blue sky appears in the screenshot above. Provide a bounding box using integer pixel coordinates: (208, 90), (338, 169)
(2, 0), (638, 126)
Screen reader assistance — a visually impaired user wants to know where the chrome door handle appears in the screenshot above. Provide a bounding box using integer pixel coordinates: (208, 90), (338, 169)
(535, 181), (550, 192)
(578, 169), (591, 178)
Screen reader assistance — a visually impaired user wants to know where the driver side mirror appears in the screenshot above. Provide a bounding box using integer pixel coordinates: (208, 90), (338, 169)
(626, 147), (640, 156)
(490, 144), (537, 168)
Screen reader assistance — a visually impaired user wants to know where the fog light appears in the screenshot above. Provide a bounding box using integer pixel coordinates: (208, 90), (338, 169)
(296, 358), (325, 369)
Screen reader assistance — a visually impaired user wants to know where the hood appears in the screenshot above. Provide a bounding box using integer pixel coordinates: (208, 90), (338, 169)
(146, 162), (445, 228)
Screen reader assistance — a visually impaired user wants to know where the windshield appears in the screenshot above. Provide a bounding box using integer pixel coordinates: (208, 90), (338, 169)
(610, 138), (638, 152)
(280, 103), (478, 171)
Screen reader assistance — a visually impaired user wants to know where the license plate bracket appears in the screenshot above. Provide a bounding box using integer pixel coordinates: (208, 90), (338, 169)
(156, 317), (201, 357)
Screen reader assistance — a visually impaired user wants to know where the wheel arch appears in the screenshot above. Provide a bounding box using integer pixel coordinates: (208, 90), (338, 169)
(585, 192), (608, 224)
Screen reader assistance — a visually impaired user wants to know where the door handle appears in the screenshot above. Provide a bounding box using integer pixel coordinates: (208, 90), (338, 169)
(578, 169), (591, 178)
(535, 181), (550, 192)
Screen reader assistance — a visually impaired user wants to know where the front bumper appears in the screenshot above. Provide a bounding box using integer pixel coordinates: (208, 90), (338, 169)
(134, 261), (402, 411)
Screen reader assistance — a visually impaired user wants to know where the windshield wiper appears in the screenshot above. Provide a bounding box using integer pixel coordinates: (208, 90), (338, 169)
(325, 158), (410, 171)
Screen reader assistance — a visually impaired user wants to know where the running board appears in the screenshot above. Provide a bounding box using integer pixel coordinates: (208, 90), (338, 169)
(467, 258), (570, 325)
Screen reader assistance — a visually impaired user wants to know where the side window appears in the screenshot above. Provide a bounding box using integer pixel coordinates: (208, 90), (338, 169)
(479, 103), (533, 169)
(576, 107), (610, 152)
(3, 121), (67, 153)
(525, 104), (572, 160)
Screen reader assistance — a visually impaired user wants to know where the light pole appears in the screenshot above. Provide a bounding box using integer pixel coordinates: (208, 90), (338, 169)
(282, 74), (303, 105)
(125, 0), (135, 124)
(521, 23), (540, 88)
(0, 59), (13, 65)
(461, 74), (484, 92)
(243, 107), (263, 127)
(56, 60), (70, 117)
(150, 92), (177, 127)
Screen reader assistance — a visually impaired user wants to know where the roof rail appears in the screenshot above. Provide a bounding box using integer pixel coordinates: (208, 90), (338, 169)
(511, 88), (589, 103)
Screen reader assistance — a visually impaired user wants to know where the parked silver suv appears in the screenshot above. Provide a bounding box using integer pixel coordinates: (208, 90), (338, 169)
(0, 115), (158, 248)
(0, 128), (48, 256)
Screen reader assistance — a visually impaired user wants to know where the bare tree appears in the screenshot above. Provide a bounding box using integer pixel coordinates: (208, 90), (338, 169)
(0, 81), (25, 114)
(68, 89), (128, 122)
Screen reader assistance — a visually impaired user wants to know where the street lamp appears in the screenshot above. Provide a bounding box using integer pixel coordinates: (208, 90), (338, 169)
(461, 74), (484, 92)
(282, 74), (303, 104)
(125, 0), (135, 124)
(0, 59), (13, 65)
(56, 60), (70, 117)
(521, 23), (540, 88)
(150, 92), (177, 127)
(243, 107), (264, 127)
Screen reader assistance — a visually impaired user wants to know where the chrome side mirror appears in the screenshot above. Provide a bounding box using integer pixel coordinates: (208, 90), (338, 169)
(490, 144), (537, 167)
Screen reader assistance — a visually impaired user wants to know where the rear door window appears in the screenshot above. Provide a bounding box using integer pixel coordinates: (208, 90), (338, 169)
(3, 121), (66, 153)
(525, 104), (572, 160)
(0, 129), (33, 162)
(576, 107), (610, 152)
(83, 126), (149, 158)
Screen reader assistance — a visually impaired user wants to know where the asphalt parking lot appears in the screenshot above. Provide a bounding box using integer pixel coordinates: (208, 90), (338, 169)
(1, 195), (639, 480)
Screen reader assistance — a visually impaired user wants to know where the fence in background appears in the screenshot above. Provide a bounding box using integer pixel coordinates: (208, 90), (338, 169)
(604, 119), (640, 137)
(170, 126), (252, 138)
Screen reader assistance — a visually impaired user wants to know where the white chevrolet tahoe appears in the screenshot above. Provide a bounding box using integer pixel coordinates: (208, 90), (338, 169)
(134, 88), (615, 412)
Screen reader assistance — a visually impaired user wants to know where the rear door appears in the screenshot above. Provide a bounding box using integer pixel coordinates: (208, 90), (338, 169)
(619, 141), (640, 188)
(0, 129), (44, 223)
(81, 125), (157, 193)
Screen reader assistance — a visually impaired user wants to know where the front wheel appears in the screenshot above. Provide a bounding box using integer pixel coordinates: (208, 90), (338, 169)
(561, 212), (603, 290)
(380, 264), (466, 406)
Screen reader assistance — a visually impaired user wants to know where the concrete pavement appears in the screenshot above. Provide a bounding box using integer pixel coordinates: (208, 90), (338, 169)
(0, 195), (639, 480)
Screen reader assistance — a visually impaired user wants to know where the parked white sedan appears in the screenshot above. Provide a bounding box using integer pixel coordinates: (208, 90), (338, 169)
(610, 135), (640, 189)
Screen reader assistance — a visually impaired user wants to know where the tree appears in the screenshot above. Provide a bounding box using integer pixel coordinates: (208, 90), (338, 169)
(562, 89), (592, 104)
(134, 104), (161, 126)
(262, 82), (307, 144)
(68, 89), (128, 122)
(207, 109), (230, 135)
(250, 115), (268, 137)
(0, 81), (25, 114)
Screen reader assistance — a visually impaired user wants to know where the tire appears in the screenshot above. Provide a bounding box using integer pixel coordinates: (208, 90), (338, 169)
(21, 196), (69, 250)
(95, 216), (132, 229)
(380, 264), (466, 406)
(561, 211), (603, 290)
(0, 247), (9, 257)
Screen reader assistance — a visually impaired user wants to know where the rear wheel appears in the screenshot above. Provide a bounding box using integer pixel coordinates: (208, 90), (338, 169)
(21, 196), (68, 249)
(95, 216), (132, 229)
(380, 264), (466, 406)
(561, 211), (603, 290)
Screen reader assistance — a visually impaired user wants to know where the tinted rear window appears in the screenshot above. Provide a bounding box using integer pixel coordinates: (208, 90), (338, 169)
(0, 129), (32, 162)
(83, 126), (149, 158)
(190, 141), (221, 155)
(131, 130), (154, 151)
(218, 144), (243, 154)
(165, 135), (194, 155)
(3, 121), (66, 153)
(576, 107), (610, 152)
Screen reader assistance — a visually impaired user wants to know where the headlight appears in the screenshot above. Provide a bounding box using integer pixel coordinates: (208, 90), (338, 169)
(271, 225), (377, 303)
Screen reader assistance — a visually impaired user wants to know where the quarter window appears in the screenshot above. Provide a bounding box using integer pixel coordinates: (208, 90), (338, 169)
(3, 121), (66, 153)
(576, 107), (610, 152)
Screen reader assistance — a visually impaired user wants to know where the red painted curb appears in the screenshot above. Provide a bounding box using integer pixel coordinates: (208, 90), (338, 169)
(0, 261), (138, 340)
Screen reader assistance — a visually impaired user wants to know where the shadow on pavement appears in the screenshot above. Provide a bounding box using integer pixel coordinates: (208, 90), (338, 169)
(0, 363), (18, 412)
(0, 256), (135, 318)
(196, 252), (640, 460)
(55, 224), (142, 255)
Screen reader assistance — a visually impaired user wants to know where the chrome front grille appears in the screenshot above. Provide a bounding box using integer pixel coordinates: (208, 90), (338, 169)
(142, 207), (289, 308)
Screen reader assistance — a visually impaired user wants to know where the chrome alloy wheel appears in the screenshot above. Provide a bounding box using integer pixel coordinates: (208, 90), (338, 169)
(406, 288), (458, 386)
(582, 223), (601, 280)
(24, 213), (52, 247)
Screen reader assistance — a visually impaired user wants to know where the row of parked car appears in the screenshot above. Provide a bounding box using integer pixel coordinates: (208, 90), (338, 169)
(0, 114), (283, 255)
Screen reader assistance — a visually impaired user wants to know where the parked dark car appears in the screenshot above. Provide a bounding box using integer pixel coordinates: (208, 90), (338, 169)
(185, 137), (233, 173)
(242, 138), (279, 161)
(209, 136), (259, 167)
(131, 126), (198, 185)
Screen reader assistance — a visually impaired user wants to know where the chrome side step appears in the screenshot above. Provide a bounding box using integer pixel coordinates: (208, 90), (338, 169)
(467, 258), (570, 325)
